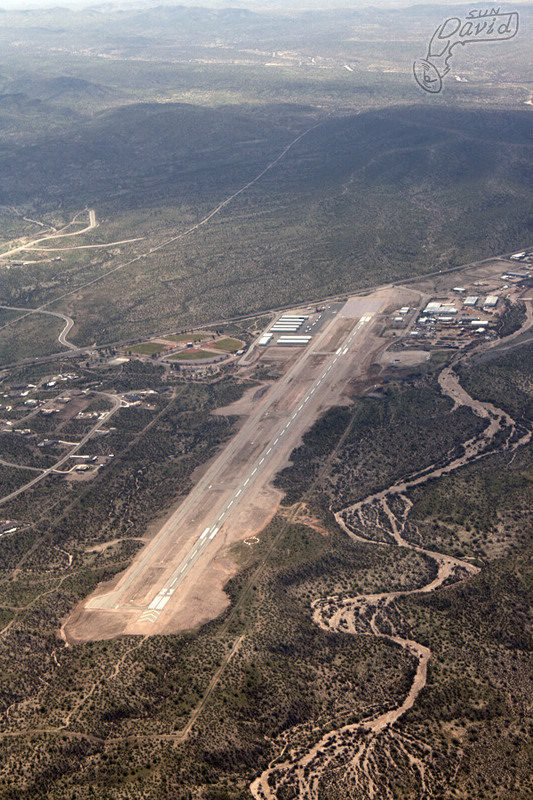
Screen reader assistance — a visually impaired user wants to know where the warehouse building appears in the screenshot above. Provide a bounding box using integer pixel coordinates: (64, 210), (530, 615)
(276, 335), (312, 346)
(422, 302), (457, 315)
(270, 314), (307, 333)
(258, 333), (273, 346)
(423, 301), (442, 314)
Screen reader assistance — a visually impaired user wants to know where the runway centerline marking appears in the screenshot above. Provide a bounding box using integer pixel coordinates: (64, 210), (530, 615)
(140, 311), (376, 621)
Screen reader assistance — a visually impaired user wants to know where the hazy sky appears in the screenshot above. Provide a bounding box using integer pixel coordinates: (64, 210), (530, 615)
(0, 0), (387, 6)
(1, 0), (519, 9)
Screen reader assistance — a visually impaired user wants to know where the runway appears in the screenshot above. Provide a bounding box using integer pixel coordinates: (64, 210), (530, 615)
(140, 311), (374, 622)
(69, 292), (388, 640)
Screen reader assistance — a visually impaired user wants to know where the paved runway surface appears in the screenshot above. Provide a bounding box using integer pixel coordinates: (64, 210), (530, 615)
(73, 292), (387, 638)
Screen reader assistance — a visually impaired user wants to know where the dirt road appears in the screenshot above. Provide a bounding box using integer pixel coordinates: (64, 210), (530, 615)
(0, 208), (98, 260)
(0, 120), (326, 345)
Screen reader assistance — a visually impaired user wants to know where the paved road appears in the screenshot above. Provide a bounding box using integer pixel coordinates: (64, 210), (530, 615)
(0, 305), (77, 351)
(2, 244), (530, 373)
(0, 392), (123, 507)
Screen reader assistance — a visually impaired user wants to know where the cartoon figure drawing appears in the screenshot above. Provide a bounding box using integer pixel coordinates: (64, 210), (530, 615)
(413, 8), (519, 93)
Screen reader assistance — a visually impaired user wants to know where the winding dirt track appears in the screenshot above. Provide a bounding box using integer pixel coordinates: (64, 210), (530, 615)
(250, 367), (531, 799)
(0, 209), (98, 259)
(0, 120), (325, 344)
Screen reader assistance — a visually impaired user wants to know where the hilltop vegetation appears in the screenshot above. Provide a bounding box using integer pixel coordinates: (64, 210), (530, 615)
(0, 5), (531, 359)
(0, 102), (532, 358)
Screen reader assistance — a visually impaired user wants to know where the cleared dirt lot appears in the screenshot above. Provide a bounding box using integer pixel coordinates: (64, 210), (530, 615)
(381, 350), (430, 366)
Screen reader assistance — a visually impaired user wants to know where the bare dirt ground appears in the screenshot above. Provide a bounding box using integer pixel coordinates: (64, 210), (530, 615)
(212, 381), (273, 418)
(381, 349), (430, 366)
(4, 273), (529, 762)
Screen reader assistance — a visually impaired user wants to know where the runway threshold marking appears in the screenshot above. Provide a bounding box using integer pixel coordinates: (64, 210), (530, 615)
(139, 609), (160, 623)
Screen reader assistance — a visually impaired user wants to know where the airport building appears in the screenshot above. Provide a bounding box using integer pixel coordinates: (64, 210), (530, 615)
(258, 333), (273, 346)
(422, 302), (457, 315)
(501, 271), (530, 280)
(423, 301), (442, 314)
(259, 312), (316, 347)
(270, 315), (306, 333)
(276, 335), (312, 345)
(271, 325), (301, 330)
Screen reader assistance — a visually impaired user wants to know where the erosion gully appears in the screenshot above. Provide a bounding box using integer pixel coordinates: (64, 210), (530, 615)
(250, 361), (531, 800)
